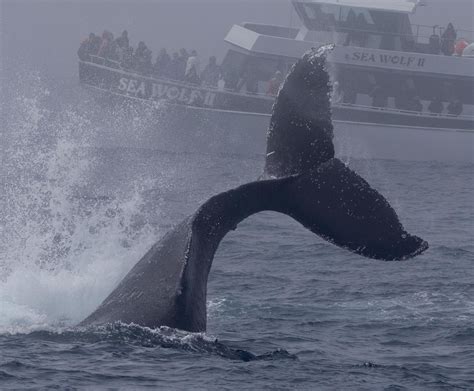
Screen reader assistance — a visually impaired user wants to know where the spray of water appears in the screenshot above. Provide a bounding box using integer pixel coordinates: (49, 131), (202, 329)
(0, 70), (160, 334)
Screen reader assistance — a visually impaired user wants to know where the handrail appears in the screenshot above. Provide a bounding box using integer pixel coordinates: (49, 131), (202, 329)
(334, 25), (473, 45)
(81, 58), (473, 121)
(334, 102), (474, 121)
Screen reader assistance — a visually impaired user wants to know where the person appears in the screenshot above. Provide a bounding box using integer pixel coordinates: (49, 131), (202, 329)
(428, 25), (441, 54)
(223, 68), (239, 91)
(428, 96), (444, 114)
(441, 23), (457, 56)
(184, 50), (201, 84)
(401, 35), (416, 52)
(395, 84), (414, 111)
(98, 31), (119, 61)
(369, 84), (388, 108)
(201, 56), (221, 87)
(115, 30), (129, 51)
(167, 52), (180, 80)
(114, 30), (129, 62)
(266, 71), (283, 96)
(121, 46), (134, 69)
(454, 39), (469, 56)
(447, 98), (463, 116)
(154, 48), (171, 78)
(177, 49), (189, 80)
(134, 41), (153, 74)
(411, 96), (423, 112)
(237, 62), (259, 94)
(78, 33), (100, 61)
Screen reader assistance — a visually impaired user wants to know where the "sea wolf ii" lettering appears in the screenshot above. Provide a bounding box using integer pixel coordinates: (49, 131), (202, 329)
(117, 77), (217, 107)
(350, 51), (426, 68)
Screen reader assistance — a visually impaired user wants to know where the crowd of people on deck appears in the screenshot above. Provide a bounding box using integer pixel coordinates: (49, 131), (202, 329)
(367, 83), (464, 116)
(78, 30), (284, 95)
(334, 79), (464, 117)
(79, 30), (466, 116)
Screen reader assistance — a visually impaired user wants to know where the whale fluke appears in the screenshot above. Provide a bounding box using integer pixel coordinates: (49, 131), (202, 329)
(264, 45), (335, 178)
(81, 47), (428, 332)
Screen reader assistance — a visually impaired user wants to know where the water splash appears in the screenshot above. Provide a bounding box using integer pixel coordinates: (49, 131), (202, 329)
(0, 70), (158, 334)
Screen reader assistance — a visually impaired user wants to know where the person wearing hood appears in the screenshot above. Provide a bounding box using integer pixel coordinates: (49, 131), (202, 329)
(114, 30), (129, 62)
(134, 41), (153, 75)
(441, 23), (457, 56)
(115, 30), (129, 50)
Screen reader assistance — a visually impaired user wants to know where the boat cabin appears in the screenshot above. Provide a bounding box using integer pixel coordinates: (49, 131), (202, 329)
(221, 0), (474, 116)
(293, 0), (416, 52)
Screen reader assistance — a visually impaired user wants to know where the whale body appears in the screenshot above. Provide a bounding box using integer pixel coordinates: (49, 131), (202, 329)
(81, 46), (428, 332)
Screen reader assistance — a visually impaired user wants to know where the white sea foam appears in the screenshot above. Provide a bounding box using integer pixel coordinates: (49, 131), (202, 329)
(0, 70), (159, 334)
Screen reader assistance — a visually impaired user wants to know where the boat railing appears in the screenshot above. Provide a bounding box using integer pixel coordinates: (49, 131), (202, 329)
(83, 56), (276, 101)
(411, 23), (473, 44)
(335, 102), (474, 121)
(82, 57), (473, 121)
(89, 55), (122, 69)
(334, 24), (473, 53)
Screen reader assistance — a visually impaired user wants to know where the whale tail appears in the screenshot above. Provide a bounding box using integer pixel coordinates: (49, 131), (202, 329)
(265, 45), (335, 178)
(81, 46), (428, 332)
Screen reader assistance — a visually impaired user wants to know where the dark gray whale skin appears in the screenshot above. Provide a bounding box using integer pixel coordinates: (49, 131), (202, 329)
(80, 46), (428, 332)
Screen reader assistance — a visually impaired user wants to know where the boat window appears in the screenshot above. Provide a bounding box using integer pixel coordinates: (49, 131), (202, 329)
(340, 7), (374, 25)
(302, 3), (339, 31)
(300, 4), (376, 30)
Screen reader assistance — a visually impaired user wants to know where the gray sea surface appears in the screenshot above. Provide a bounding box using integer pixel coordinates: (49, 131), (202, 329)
(0, 71), (473, 391)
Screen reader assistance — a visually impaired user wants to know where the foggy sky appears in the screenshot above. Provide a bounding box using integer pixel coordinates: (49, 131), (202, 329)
(1, 0), (473, 81)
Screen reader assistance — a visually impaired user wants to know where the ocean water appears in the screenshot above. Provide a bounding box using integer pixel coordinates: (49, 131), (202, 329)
(0, 71), (473, 390)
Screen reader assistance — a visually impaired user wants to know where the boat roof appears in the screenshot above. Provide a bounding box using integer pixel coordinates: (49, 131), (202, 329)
(293, 0), (419, 14)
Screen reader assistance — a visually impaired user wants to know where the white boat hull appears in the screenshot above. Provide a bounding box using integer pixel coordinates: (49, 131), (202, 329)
(84, 102), (473, 164)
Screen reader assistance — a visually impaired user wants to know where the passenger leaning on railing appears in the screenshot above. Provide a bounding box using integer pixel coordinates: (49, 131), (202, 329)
(447, 99), (463, 116)
(428, 96), (444, 115)
(184, 50), (201, 85)
(97, 31), (117, 60)
(78, 33), (101, 61)
(168, 53), (182, 81)
(201, 56), (221, 87)
(133, 41), (153, 75)
(369, 84), (388, 108)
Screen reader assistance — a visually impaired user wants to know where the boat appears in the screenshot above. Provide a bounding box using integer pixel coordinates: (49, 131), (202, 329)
(78, 0), (474, 162)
